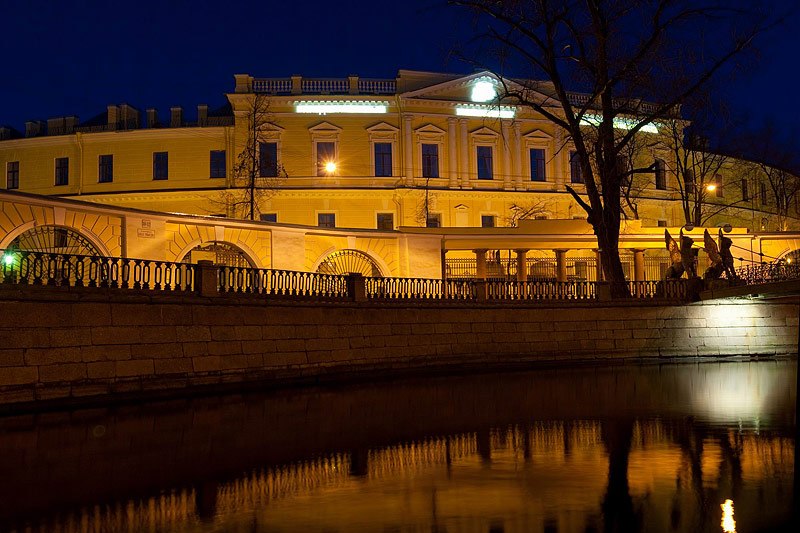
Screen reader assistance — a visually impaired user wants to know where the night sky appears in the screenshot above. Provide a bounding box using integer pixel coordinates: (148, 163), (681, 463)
(2, 0), (799, 141)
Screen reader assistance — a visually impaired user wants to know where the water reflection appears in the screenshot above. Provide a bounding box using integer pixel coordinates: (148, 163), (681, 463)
(0, 361), (795, 532)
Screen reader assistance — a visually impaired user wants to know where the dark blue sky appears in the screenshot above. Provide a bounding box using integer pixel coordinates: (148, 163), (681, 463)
(2, 0), (798, 138)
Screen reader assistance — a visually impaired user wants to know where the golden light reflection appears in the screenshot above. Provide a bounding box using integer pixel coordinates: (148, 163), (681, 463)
(325, 161), (337, 174)
(721, 499), (736, 532)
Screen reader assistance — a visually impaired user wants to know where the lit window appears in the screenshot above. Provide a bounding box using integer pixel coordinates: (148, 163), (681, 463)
(374, 142), (392, 177)
(316, 142), (336, 176)
(318, 213), (336, 228)
(260, 213), (277, 222)
(210, 150), (226, 179)
(6, 161), (19, 189)
(481, 215), (496, 228)
(426, 213), (441, 228)
(153, 152), (168, 180)
(99, 155), (113, 183)
(377, 213), (394, 230)
(54, 157), (69, 186)
(530, 149), (546, 182)
(421, 144), (439, 178)
(654, 158), (666, 190)
(259, 143), (278, 177)
(476, 146), (493, 180)
(569, 151), (583, 184)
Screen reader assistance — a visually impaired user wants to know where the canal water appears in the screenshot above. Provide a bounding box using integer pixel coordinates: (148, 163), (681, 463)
(0, 360), (795, 532)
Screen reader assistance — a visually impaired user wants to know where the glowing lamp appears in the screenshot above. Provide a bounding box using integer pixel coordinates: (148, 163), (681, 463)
(705, 184), (717, 192)
(324, 162), (337, 174)
(720, 499), (735, 533)
(470, 79), (498, 103)
(2, 254), (13, 266)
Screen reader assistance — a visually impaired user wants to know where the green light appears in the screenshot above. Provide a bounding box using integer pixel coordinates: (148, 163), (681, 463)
(2, 254), (14, 266)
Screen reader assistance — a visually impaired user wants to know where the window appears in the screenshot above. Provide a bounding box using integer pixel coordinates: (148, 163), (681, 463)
(426, 213), (441, 228)
(376, 213), (394, 230)
(98, 155), (113, 183)
(657, 220), (668, 228)
(654, 159), (666, 190)
(530, 149), (546, 182)
(54, 157), (69, 186)
(617, 156), (631, 188)
(476, 146), (493, 180)
(259, 142), (277, 177)
(569, 151), (584, 184)
(713, 174), (723, 198)
(421, 144), (439, 178)
(153, 152), (168, 180)
(684, 170), (695, 195)
(316, 141), (336, 175)
(210, 150), (226, 179)
(481, 215), (496, 228)
(761, 182), (769, 206)
(260, 213), (277, 222)
(741, 179), (749, 201)
(374, 142), (392, 177)
(318, 213), (336, 228)
(6, 161), (19, 189)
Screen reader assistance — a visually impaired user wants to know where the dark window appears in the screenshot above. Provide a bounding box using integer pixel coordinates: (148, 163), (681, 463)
(316, 142), (335, 175)
(318, 213), (336, 228)
(426, 213), (441, 228)
(6, 161), (19, 189)
(55, 157), (69, 186)
(377, 213), (394, 230)
(530, 148), (546, 182)
(421, 144), (439, 178)
(569, 151), (584, 184)
(374, 142), (392, 177)
(684, 170), (695, 195)
(99, 155), (113, 183)
(210, 150), (226, 178)
(153, 152), (168, 180)
(741, 179), (749, 201)
(617, 156), (631, 188)
(655, 158), (666, 190)
(477, 146), (493, 180)
(260, 213), (277, 222)
(259, 143), (277, 177)
(657, 220), (668, 227)
(481, 215), (496, 228)
(761, 182), (769, 206)
(713, 174), (723, 198)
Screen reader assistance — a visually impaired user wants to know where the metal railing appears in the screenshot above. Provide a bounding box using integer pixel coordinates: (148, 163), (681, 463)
(0, 250), (193, 291)
(365, 277), (476, 301)
(736, 262), (800, 285)
(218, 266), (349, 298)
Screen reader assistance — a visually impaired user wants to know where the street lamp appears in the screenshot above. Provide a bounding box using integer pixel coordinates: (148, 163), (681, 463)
(324, 161), (337, 175)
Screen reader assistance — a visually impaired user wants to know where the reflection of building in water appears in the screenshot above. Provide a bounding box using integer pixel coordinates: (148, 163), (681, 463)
(16, 421), (793, 533)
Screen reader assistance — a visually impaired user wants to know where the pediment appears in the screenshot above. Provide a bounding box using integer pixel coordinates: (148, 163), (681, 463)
(470, 126), (499, 137)
(365, 121), (399, 133)
(454, 204), (469, 210)
(414, 123), (446, 136)
(522, 128), (553, 141)
(308, 121), (342, 133)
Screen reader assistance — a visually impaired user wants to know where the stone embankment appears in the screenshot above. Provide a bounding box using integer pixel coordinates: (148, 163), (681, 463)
(0, 284), (797, 408)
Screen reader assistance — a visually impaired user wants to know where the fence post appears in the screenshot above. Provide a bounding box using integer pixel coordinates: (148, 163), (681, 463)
(474, 280), (488, 301)
(347, 273), (367, 302)
(196, 260), (219, 297)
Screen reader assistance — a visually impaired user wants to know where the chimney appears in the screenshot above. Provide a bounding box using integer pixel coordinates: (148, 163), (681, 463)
(25, 120), (45, 137)
(170, 106), (183, 128)
(118, 104), (139, 129)
(0, 127), (12, 140)
(107, 105), (119, 130)
(64, 116), (78, 133)
(146, 108), (158, 128)
(197, 104), (208, 126)
(47, 117), (65, 135)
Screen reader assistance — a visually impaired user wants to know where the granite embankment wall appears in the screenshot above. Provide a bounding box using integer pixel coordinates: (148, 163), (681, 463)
(0, 284), (797, 407)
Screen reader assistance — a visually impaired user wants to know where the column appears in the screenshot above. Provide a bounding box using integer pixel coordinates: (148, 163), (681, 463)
(447, 117), (458, 188)
(474, 249), (488, 280)
(595, 249), (604, 281)
(515, 249), (528, 282)
(554, 128), (564, 189)
(501, 120), (512, 190)
(513, 122), (523, 189)
(633, 249), (645, 282)
(555, 249), (568, 282)
(459, 119), (470, 188)
(403, 114), (413, 186)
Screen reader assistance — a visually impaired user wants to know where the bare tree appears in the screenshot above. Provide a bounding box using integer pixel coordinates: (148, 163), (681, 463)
(505, 199), (552, 226)
(451, 0), (780, 296)
(215, 93), (286, 220)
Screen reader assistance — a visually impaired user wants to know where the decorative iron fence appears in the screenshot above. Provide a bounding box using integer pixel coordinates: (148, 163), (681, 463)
(486, 280), (597, 301)
(0, 250), (193, 291)
(218, 266), (349, 298)
(365, 277), (476, 301)
(736, 262), (800, 284)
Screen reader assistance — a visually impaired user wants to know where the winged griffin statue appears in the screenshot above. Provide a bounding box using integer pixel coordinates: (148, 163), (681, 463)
(703, 229), (738, 280)
(664, 229), (697, 279)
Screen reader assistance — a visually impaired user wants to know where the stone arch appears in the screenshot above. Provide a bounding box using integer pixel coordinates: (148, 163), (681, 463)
(0, 224), (109, 256)
(312, 248), (386, 277)
(177, 240), (256, 267)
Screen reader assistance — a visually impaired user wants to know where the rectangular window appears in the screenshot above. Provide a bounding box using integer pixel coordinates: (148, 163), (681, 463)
(426, 213), (441, 228)
(713, 174), (723, 198)
(376, 213), (394, 230)
(316, 142), (336, 175)
(617, 156), (631, 188)
(530, 148), (546, 182)
(259, 142), (277, 177)
(684, 170), (695, 195)
(153, 152), (168, 180)
(741, 179), (749, 201)
(54, 157), (69, 186)
(476, 146), (493, 180)
(374, 142), (392, 177)
(6, 161), (19, 189)
(761, 182), (769, 206)
(318, 213), (336, 228)
(481, 215), (496, 228)
(657, 220), (668, 227)
(569, 151), (584, 184)
(655, 158), (666, 190)
(98, 154), (113, 183)
(210, 150), (226, 179)
(421, 144), (439, 178)
(259, 213), (277, 222)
